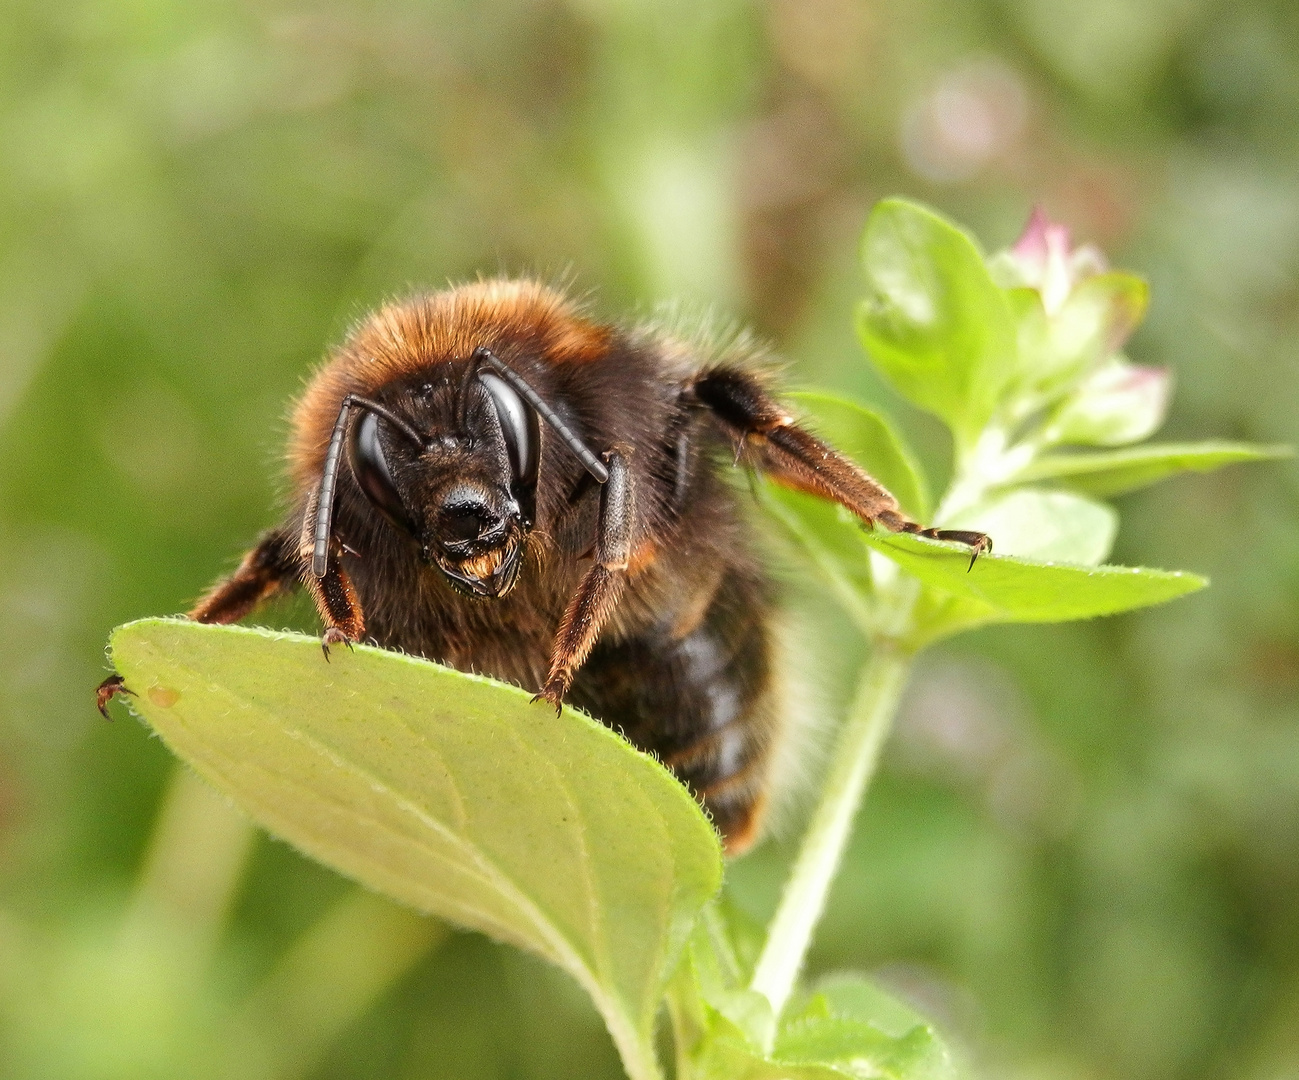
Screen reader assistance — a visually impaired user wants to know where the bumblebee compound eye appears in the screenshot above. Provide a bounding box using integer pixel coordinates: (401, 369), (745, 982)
(478, 369), (540, 524)
(471, 348), (607, 483)
(347, 410), (416, 535)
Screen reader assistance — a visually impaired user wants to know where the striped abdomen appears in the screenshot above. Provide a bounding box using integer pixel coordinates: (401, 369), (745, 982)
(567, 565), (779, 854)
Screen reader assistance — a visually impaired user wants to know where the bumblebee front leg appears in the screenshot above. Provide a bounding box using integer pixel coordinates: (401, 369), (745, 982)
(190, 528), (300, 624)
(301, 555), (365, 660)
(692, 368), (991, 567)
(293, 481), (367, 659)
(539, 447), (634, 711)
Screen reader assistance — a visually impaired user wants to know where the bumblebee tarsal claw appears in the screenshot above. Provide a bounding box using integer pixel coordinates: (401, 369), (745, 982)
(95, 674), (134, 719)
(958, 533), (993, 571)
(321, 627), (355, 661)
(531, 686), (565, 717)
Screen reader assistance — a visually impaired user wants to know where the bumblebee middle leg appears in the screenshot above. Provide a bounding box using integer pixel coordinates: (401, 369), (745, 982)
(566, 563), (777, 855)
(691, 367), (990, 564)
(189, 524), (363, 658)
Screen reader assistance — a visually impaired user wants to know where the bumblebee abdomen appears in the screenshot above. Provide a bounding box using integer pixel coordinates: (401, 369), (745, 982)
(566, 564), (779, 854)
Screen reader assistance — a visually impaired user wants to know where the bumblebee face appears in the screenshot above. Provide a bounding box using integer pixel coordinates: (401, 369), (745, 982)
(346, 364), (540, 599)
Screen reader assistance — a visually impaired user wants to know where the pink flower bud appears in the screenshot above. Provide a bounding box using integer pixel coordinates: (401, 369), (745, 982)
(1007, 207), (1107, 316)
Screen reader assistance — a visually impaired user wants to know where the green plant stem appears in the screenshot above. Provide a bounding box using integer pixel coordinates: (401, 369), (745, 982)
(607, 1025), (667, 1080)
(121, 765), (255, 964)
(225, 890), (448, 1080)
(749, 639), (913, 1029)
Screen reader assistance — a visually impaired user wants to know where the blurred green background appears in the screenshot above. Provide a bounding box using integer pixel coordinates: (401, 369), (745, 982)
(1, 0), (1297, 1077)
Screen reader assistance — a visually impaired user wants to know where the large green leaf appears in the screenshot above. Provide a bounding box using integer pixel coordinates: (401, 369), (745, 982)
(1015, 441), (1292, 497)
(106, 619), (723, 1080)
(788, 391), (931, 520)
(857, 199), (1016, 451)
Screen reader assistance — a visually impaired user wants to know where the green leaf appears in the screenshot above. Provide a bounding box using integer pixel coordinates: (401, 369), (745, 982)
(774, 974), (955, 1080)
(759, 483), (876, 633)
(107, 619), (723, 1080)
(859, 531), (1206, 639)
(1016, 441), (1293, 498)
(775, 1017), (949, 1080)
(1042, 358), (1170, 446)
(946, 488), (1117, 566)
(788, 391), (931, 519)
(691, 1033), (852, 1080)
(680, 914), (776, 1053)
(670, 918), (956, 1080)
(857, 199), (1016, 451)
(677, 972), (955, 1080)
(809, 975), (938, 1041)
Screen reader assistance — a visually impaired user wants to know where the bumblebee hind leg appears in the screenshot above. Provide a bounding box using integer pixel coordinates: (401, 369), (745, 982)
(691, 367), (990, 565)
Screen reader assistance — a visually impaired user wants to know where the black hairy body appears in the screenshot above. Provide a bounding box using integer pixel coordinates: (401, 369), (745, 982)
(114, 281), (988, 853)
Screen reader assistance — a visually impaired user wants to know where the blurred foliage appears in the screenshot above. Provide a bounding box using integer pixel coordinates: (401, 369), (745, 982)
(1, 1), (1297, 1079)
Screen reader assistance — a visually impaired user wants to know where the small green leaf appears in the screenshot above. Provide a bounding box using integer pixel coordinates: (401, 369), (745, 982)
(776, 1017), (949, 1080)
(692, 1034), (852, 1080)
(108, 619), (723, 1080)
(681, 915), (776, 1052)
(947, 488), (1117, 566)
(775, 974), (955, 1080)
(860, 531), (1206, 631)
(1042, 359), (1171, 446)
(788, 391), (931, 519)
(809, 975), (938, 1041)
(679, 974), (955, 1080)
(1017, 441), (1292, 498)
(857, 199), (1016, 451)
(670, 921), (958, 1080)
(759, 484), (876, 633)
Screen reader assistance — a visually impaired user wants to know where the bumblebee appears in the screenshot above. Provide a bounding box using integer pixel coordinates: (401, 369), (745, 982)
(105, 281), (987, 853)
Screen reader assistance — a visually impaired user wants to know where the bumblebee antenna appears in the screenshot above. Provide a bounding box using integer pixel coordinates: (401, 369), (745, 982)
(472, 347), (609, 484)
(312, 394), (425, 578)
(454, 355), (479, 433)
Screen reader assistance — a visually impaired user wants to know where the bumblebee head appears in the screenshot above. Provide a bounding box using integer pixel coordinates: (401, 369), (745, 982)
(311, 348), (604, 599)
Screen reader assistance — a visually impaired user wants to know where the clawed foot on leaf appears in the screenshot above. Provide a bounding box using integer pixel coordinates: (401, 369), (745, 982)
(531, 680), (566, 717)
(953, 530), (993, 571)
(96, 673), (135, 719)
(906, 526), (992, 571)
(321, 627), (356, 662)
